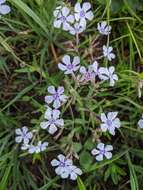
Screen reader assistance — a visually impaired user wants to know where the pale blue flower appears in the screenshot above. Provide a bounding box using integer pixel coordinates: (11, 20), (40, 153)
(91, 143), (113, 161)
(40, 108), (64, 134)
(51, 154), (73, 179)
(103, 45), (115, 61)
(74, 2), (94, 27)
(0, 0), (11, 15)
(68, 22), (85, 35)
(58, 55), (80, 74)
(100, 112), (121, 135)
(45, 86), (68, 109)
(99, 66), (118, 86)
(53, 6), (74, 31)
(79, 65), (95, 83)
(15, 126), (33, 144)
(97, 21), (111, 35)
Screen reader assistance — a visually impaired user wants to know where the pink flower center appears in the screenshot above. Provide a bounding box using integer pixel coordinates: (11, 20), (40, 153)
(107, 119), (112, 126)
(60, 16), (66, 22)
(67, 64), (74, 70)
(80, 10), (85, 18)
(100, 149), (105, 155)
(53, 92), (59, 99)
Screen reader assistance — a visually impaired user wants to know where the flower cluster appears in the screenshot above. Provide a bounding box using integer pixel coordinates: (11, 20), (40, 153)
(51, 154), (82, 180)
(53, 2), (94, 35)
(15, 126), (48, 154)
(14, 1), (124, 181)
(91, 112), (121, 161)
(58, 55), (118, 86)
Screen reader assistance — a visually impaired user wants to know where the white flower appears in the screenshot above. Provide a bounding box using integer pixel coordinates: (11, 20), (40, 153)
(91, 143), (113, 161)
(100, 112), (121, 135)
(74, 2), (94, 27)
(51, 154), (73, 179)
(68, 165), (82, 180)
(40, 108), (64, 134)
(79, 65), (95, 83)
(53, 6), (74, 31)
(45, 86), (68, 109)
(97, 21), (111, 35)
(0, 0), (11, 15)
(15, 126), (33, 144)
(103, 45), (115, 61)
(99, 66), (118, 86)
(138, 115), (143, 129)
(58, 55), (80, 74)
(68, 22), (85, 35)
(28, 141), (48, 154)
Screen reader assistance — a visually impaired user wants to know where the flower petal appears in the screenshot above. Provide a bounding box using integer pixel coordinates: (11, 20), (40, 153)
(100, 123), (108, 132)
(97, 143), (105, 150)
(104, 152), (112, 159)
(96, 154), (103, 161)
(45, 95), (54, 104)
(51, 159), (60, 166)
(91, 148), (100, 155)
(53, 109), (60, 119)
(83, 2), (91, 11)
(85, 11), (94, 20)
(74, 2), (81, 12)
(15, 128), (22, 135)
(15, 136), (22, 143)
(44, 108), (52, 119)
(48, 124), (57, 134)
(105, 145), (113, 151)
(107, 112), (118, 121)
(40, 121), (50, 129)
(0, 5), (11, 15)
(58, 63), (67, 71)
(73, 56), (80, 66)
(55, 119), (64, 127)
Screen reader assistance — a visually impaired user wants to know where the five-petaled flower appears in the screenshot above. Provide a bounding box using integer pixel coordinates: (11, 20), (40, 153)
(53, 6), (74, 31)
(15, 126), (33, 144)
(100, 112), (121, 135)
(68, 22), (85, 35)
(28, 141), (48, 154)
(51, 154), (73, 179)
(103, 45), (115, 61)
(74, 2), (94, 27)
(99, 66), (118, 86)
(138, 114), (143, 129)
(91, 143), (113, 161)
(51, 154), (82, 180)
(58, 55), (80, 74)
(79, 65), (95, 83)
(40, 108), (64, 134)
(97, 21), (111, 35)
(0, 0), (11, 15)
(45, 86), (68, 109)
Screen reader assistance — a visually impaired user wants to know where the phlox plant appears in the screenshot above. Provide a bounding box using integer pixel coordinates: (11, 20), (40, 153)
(15, 1), (121, 181)
(1, 0), (143, 189)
